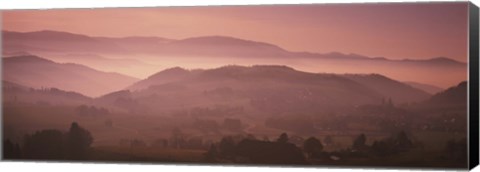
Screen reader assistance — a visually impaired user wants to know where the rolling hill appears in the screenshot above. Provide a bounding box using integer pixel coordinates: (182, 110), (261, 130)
(344, 74), (431, 104)
(102, 65), (432, 115)
(2, 80), (92, 105)
(426, 81), (467, 107)
(3, 55), (139, 97)
(404, 81), (444, 94)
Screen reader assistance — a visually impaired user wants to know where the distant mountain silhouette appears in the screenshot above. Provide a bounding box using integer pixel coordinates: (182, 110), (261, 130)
(293, 51), (373, 60)
(3, 55), (139, 97)
(2, 30), (466, 65)
(177, 36), (279, 47)
(97, 36), (172, 44)
(4, 30), (93, 41)
(96, 36), (173, 54)
(58, 53), (150, 67)
(3, 30), (128, 54)
(4, 55), (54, 63)
(399, 57), (465, 66)
(153, 35), (290, 58)
(2, 30), (466, 88)
(45, 53), (161, 79)
(404, 81), (444, 94)
(344, 74), (431, 104)
(2, 51), (33, 57)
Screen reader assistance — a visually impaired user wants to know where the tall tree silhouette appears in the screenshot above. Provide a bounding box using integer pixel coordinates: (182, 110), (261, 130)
(303, 137), (323, 158)
(66, 122), (93, 160)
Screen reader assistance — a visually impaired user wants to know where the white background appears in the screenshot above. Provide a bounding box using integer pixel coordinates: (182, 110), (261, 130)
(0, 0), (479, 172)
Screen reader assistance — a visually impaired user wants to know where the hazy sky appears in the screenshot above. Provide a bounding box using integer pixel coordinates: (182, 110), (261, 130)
(2, 2), (469, 62)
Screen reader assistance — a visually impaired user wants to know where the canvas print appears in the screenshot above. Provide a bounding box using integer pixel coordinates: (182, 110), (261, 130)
(1, 2), (472, 169)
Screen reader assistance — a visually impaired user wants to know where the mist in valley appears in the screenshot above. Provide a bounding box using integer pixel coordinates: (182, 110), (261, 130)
(1, 3), (471, 168)
(2, 53), (468, 167)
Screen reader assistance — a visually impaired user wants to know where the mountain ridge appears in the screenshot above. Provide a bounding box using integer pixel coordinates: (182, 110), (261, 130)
(2, 30), (466, 64)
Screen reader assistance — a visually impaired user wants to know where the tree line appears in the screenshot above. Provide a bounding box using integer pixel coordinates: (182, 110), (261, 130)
(203, 131), (466, 165)
(3, 122), (93, 160)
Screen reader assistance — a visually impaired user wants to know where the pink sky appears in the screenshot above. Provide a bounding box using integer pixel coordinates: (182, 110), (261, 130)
(2, 2), (469, 62)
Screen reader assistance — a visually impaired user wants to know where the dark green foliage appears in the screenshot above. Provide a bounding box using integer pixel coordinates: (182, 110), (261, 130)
(303, 137), (323, 158)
